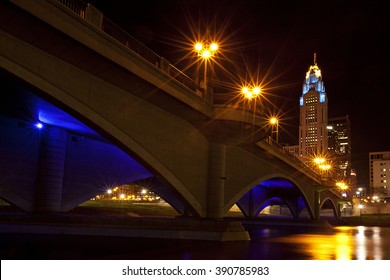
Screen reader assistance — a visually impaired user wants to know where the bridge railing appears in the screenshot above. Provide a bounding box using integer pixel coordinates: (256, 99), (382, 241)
(54, 0), (199, 94)
(263, 137), (348, 199)
(263, 136), (326, 182)
(57, 0), (86, 17)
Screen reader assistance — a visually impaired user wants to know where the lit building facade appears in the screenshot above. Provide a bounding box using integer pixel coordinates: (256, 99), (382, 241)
(298, 54), (328, 164)
(327, 116), (351, 181)
(369, 151), (390, 199)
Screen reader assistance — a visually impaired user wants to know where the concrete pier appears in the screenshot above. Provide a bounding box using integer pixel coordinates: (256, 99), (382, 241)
(0, 213), (250, 241)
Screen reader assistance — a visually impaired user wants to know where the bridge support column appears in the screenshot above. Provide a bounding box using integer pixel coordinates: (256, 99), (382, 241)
(33, 126), (67, 212)
(314, 190), (321, 220)
(335, 201), (342, 219)
(248, 189), (255, 217)
(206, 143), (226, 219)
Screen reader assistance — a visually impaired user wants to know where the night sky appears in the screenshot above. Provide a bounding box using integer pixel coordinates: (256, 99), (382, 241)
(87, 0), (388, 187)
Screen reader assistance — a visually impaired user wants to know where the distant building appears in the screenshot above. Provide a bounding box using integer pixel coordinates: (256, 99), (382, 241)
(327, 116), (352, 181)
(369, 151), (390, 199)
(298, 53), (328, 164)
(349, 168), (360, 198)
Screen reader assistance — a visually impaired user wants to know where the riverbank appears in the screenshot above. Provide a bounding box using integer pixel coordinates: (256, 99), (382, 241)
(1, 202), (390, 241)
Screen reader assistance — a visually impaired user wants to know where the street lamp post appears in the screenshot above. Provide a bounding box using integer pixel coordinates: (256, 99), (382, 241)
(241, 85), (262, 143)
(194, 42), (218, 91)
(269, 117), (279, 143)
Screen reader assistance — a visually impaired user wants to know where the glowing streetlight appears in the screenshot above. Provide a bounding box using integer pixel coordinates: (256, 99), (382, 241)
(35, 122), (44, 129)
(241, 86), (261, 100)
(318, 163), (331, 171)
(336, 181), (349, 190)
(241, 85), (262, 114)
(313, 157), (326, 165)
(269, 117), (279, 143)
(312, 156), (332, 179)
(335, 181), (350, 198)
(313, 156), (332, 171)
(195, 42), (218, 90)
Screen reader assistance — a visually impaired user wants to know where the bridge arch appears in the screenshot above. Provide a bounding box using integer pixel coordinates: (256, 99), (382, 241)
(0, 66), (206, 215)
(226, 174), (315, 219)
(319, 197), (339, 219)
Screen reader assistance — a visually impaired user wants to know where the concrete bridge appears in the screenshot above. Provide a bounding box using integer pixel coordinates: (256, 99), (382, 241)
(0, 0), (346, 240)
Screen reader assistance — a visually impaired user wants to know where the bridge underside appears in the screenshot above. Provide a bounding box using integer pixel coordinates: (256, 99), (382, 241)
(0, 71), (342, 222)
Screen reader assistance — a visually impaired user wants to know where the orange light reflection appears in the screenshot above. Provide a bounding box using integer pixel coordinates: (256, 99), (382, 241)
(273, 231), (353, 260)
(273, 226), (385, 260)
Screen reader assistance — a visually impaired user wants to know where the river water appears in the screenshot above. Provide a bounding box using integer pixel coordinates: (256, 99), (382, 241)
(1, 225), (389, 260)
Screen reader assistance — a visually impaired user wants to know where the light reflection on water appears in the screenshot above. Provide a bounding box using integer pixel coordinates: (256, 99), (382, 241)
(1, 226), (390, 259)
(256, 226), (388, 260)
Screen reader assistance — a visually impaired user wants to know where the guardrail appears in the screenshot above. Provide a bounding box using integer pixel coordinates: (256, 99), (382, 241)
(55, 0), (199, 93)
(262, 136), (327, 183)
(261, 137), (349, 200)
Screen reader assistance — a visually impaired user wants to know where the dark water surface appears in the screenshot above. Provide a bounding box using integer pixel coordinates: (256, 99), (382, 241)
(1, 226), (389, 260)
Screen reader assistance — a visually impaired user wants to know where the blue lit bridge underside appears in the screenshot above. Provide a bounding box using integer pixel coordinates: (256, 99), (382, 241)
(0, 0), (344, 237)
(0, 72), (341, 220)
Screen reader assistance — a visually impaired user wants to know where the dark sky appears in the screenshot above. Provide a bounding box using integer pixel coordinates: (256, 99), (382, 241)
(87, 0), (389, 187)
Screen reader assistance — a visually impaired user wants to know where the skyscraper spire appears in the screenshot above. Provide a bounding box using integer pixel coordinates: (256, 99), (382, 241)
(302, 54), (325, 96)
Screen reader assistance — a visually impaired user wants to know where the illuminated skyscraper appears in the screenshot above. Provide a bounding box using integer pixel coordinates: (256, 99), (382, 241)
(298, 54), (328, 163)
(327, 116), (351, 181)
(284, 54), (353, 184)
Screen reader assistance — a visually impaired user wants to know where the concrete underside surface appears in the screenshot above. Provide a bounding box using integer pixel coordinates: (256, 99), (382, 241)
(0, 213), (251, 241)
